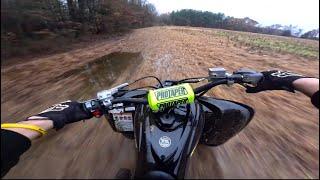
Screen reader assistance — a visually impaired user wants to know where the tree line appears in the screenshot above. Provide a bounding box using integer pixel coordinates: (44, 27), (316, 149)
(2, 0), (156, 37)
(1, 0), (156, 58)
(1, 2), (318, 59)
(158, 9), (319, 40)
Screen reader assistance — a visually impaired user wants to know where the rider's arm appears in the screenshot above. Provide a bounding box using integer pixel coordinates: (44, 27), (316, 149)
(245, 70), (319, 108)
(310, 91), (319, 108)
(1, 120), (54, 177)
(1, 101), (92, 178)
(293, 78), (319, 108)
(1, 129), (31, 177)
(2, 120), (54, 140)
(292, 78), (319, 97)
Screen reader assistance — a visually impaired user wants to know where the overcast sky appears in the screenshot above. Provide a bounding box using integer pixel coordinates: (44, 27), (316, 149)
(148, 0), (319, 32)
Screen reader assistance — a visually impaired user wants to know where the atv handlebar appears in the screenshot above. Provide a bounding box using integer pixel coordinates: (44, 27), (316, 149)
(82, 67), (263, 117)
(194, 69), (263, 94)
(193, 79), (228, 94)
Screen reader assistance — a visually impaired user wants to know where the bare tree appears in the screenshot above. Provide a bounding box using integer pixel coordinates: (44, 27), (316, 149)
(67, 0), (77, 21)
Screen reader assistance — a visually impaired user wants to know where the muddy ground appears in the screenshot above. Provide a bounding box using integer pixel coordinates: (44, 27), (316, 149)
(1, 26), (319, 179)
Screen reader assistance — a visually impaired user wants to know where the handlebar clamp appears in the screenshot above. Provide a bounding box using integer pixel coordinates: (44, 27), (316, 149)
(233, 68), (263, 86)
(96, 83), (129, 107)
(208, 67), (227, 79)
(208, 67), (235, 85)
(83, 99), (103, 118)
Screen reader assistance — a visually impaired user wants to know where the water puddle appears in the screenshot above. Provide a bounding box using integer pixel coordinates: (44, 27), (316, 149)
(84, 52), (142, 89)
(51, 52), (143, 100)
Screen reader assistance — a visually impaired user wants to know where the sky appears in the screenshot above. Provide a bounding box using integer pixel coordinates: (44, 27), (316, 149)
(148, 0), (319, 32)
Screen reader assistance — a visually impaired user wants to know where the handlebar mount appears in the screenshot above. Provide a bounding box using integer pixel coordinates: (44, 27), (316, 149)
(208, 67), (263, 85)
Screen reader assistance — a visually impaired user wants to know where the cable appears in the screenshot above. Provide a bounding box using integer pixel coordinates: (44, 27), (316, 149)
(127, 76), (163, 88)
(180, 79), (206, 83)
(178, 76), (208, 83)
(127, 86), (158, 91)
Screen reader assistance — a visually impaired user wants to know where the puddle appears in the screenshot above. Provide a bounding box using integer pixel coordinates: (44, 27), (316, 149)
(50, 52), (143, 100)
(84, 52), (142, 89)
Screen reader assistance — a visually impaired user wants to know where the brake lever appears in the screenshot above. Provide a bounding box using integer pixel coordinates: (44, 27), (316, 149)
(97, 83), (129, 107)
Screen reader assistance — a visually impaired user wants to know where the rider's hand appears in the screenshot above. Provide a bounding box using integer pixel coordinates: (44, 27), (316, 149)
(245, 70), (306, 93)
(27, 100), (93, 130)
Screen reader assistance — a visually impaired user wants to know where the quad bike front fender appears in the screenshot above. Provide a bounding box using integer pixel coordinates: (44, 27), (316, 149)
(198, 96), (254, 146)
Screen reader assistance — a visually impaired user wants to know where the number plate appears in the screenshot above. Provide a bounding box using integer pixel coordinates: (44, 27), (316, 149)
(113, 113), (133, 132)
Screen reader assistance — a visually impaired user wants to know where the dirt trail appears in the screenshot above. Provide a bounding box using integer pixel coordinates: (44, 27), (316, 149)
(1, 26), (319, 179)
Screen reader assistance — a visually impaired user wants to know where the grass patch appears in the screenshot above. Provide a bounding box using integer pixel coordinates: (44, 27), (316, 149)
(214, 30), (319, 60)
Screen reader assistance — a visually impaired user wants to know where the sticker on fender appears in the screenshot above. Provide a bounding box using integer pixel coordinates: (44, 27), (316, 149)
(113, 113), (133, 132)
(147, 83), (195, 112)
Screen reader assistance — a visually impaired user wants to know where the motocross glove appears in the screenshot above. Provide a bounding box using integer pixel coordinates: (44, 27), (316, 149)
(245, 70), (306, 93)
(26, 100), (93, 130)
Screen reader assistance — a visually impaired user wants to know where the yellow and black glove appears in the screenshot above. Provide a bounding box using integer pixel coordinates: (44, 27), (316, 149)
(27, 100), (93, 130)
(245, 70), (307, 93)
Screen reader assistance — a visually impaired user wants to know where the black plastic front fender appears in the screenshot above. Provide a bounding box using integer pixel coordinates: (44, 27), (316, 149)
(198, 96), (255, 146)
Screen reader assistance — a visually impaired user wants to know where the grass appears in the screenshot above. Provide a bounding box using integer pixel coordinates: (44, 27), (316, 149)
(215, 30), (319, 60)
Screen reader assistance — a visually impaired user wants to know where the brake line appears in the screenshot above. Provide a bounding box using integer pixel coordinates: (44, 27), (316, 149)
(127, 76), (163, 88)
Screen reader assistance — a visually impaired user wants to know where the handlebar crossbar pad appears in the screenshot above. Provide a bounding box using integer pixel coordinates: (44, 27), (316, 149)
(147, 83), (195, 112)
